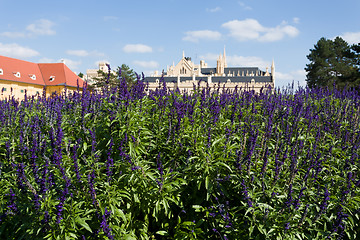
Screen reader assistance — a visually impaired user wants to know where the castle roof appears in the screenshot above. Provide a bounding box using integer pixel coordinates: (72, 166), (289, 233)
(0, 55), (85, 88)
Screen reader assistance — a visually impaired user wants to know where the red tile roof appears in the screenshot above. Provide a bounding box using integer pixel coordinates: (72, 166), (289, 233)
(0, 55), (85, 88)
(0, 55), (45, 85)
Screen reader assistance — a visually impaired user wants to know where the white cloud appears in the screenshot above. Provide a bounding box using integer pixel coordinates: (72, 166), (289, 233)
(227, 55), (270, 69)
(66, 49), (105, 57)
(206, 7), (221, 12)
(1, 19), (56, 39)
(0, 32), (26, 38)
(340, 32), (360, 44)
(26, 19), (56, 36)
(66, 50), (89, 57)
(133, 60), (159, 69)
(104, 16), (118, 21)
(123, 44), (152, 53)
(276, 69), (306, 88)
(38, 57), (55, 63)
(293, 17), (300, 24)
(59, 58), (81, 70)
(199, 53), (270, 69)
(222, 18), (299, 42)
(183, 30), (222, 42)
(0, 42), (40, 58)
(238, 1), (252, 10)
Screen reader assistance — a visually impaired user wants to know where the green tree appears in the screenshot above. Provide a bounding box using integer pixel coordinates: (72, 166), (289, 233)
(305, 37), (360, 90)
(117, 64), (138, 87)
(92, 64), (138, 89)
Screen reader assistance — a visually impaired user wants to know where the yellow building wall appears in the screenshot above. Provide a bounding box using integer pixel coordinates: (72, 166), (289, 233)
(0, 79), (43, 100)
(0, 80), (82, 100)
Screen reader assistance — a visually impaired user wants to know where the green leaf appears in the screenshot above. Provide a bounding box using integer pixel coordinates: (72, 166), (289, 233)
(156, 230), (168, 236)
(76, 218), (92, 233)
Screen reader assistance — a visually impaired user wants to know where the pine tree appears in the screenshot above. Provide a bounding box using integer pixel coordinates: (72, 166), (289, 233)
(305, 37), (360, 90)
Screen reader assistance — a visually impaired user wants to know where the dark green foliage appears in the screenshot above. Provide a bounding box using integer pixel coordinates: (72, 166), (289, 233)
(93, 64), (137, 89)
(305, 37), (360, 90)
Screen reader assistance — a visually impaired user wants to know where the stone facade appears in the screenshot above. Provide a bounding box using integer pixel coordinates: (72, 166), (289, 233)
(145, 48), (275, 93)
(85, 62), (116, 85)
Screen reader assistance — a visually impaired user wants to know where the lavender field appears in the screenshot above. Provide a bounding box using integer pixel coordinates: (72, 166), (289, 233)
(0, 78), (359, 239)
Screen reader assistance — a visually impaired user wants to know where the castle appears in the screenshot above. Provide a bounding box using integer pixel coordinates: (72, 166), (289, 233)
(145, 48), (275, 92)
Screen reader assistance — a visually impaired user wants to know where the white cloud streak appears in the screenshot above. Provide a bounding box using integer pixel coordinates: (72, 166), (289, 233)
(66, 50), (105, 57)
(183, 30), (222, 42)
(276, 70), (306, 88)
(0, 32), (26, 38)
(58, 58), (81, 70)
(26, 19), (56, 36)
(222, 18), (299, 42)
(1, 19), (56, 38)
(238, 1), (252, 10)
(133, 60), (159, 69)
(340, 32), (360, 44)
(103, 16), (118, 21)
(0, 42), (40, 58)
(206, 7), (221, 13)
(123, 44), (153, 53)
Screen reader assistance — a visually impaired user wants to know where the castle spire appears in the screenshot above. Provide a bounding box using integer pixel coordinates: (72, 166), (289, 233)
(223, 45), (227, 68)
(182, 51), (185, 59)
(271, 59), (275, 81)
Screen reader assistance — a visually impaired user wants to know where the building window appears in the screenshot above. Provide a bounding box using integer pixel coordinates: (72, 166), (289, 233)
(49, 76), (55, 82)
(2, 87), (6, 92)
(29, 74), (36, 80)
(0, 68), (3, 75)
(251, 79), (255, 84)
(155, 79), (159, 84)
(21, 89), (24, 93)
(14, 72), (21, 78)
(227, 79), (231, 83)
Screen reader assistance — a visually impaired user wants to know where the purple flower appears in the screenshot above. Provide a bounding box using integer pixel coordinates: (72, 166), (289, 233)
(106, 138), (114, 182)
(241, 180), (253, 207)
(100, 207), (114, 239)
(284, 222), (290, 231)
(320, 187), (330, 213)
(293, 187), (306, 210)
(6, 188), (17, 215)
(88, 169), (97, 207)
(284, 184), (293, 209)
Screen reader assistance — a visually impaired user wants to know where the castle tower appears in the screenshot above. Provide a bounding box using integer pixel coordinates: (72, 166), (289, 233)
(223, 46), (227, 68)
(271, 59), (275, 81)
(216, 53), (224, 75)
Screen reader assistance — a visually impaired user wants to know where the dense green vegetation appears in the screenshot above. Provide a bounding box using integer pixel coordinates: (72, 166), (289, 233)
(0, 79), (359, 239)
(305, 37), (360, 90)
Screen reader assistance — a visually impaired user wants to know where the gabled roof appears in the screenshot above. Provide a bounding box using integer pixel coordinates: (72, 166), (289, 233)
(0, 55), (45, 85)
(38, 63), (84, 88)
(0, 55), (85, 88)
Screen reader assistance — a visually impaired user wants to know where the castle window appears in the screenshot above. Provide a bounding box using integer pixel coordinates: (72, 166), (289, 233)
(227, 79), (231, 83)
(2, 87), (6, 92)
(251, 79), (255, 84)
(49, 76), (55, 82)
(155, 79), (159, 84)
(21, 89), (24, 93)
(0, 68), (3, 75)
(14, 72), (21, 78)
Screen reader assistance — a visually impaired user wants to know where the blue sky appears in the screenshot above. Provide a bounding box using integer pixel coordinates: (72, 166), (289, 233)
(0, 0), (359, 87)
